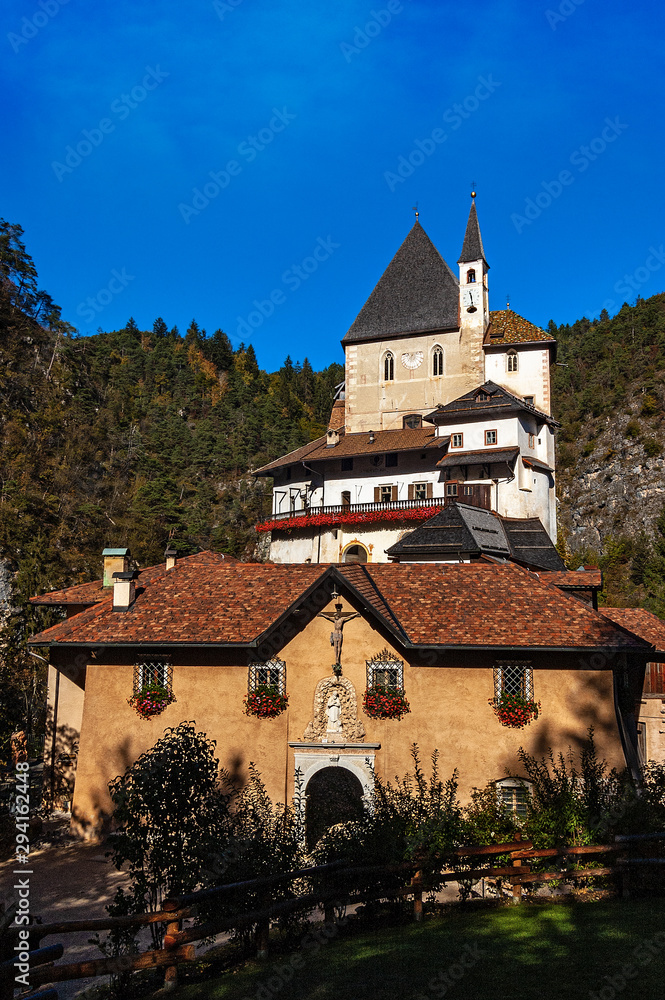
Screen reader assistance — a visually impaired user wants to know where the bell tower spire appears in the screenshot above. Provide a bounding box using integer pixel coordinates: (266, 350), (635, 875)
(458, 190), (490, 344)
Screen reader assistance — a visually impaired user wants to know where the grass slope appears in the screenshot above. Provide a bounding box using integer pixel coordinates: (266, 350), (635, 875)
(169, 899), (665, 1000)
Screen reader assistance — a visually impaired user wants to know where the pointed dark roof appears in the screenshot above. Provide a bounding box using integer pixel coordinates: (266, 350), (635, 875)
(342, 221), (459, 344)
(385, 502), (565, 571)
(458, 201), (487, 266)
(423, 380), (559, 427)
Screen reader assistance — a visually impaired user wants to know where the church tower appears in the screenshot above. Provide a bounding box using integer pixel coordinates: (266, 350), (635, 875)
(458, 194), (490, 366)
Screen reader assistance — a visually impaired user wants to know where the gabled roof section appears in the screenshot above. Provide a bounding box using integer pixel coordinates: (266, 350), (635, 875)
(458, 200), (487, 266)
(601, 607), (665, 653)
(485, 309), (556, 354)
(424, 381), (559, 428)
(29, 551), (231, 607)
(29, 560), (650, 654)
(342, 221), (459, 345)
(254, 426), (442, 476)
(385, 502), (510, 561)
(436, 446), (520, 470)
(500, 518), (566, 571)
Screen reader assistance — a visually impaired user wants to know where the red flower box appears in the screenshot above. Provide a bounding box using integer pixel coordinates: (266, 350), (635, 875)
(244, 685), (289, 719)
(489, 692), (540, 729)
(128, 684), (176, 720)
(363, 686), (410, 720)
(256, 505), (443, 533)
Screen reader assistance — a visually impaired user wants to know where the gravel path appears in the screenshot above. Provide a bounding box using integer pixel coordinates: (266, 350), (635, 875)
(0, 839), (132, 1000)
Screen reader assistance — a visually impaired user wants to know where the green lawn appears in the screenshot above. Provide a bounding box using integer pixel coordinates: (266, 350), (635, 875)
(169, 899), (665, 1000)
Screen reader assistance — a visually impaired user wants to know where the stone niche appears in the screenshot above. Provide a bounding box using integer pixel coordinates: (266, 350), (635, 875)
(303, 676), (365, 743)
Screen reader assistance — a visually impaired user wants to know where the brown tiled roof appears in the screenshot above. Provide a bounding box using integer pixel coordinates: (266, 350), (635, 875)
(29, 560), (648, 653)
(255, 427), (440, 475)
(437, 447), (520, 469)
(30, 562), (325, 646)
(485, 310), (555, 348)
(601, 608), (665, 652)
(29, 551), (233, 607)
(359, 563), (648, 650)
(540, 569), (603, 589)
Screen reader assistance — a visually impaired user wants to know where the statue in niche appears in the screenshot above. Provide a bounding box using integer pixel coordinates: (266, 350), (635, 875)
(318, 589), (360, 670)
(326, 691), (342, 733)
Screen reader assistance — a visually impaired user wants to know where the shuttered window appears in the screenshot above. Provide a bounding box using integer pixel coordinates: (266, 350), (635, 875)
(645, 662), (665, 696)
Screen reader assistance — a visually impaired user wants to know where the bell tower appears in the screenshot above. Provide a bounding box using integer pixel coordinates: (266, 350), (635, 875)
(458, 193), (490, 374)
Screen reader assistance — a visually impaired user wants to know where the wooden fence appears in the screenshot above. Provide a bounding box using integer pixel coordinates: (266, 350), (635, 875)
(2, 832), (664, 999)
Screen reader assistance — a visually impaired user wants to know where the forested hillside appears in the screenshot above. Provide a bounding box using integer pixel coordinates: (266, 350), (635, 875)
(550, 293), (665, 612)
(0, 220), (342, 754)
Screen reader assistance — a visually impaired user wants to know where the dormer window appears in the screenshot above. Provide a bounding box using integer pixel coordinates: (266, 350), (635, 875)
(507, 351), (518, 373)
(467, 269), (476, 283)
(432, 346), (444, 377)
(524, 395), (534, 406)
(384, 352), (394, 381)
(476, 391), (490, 402)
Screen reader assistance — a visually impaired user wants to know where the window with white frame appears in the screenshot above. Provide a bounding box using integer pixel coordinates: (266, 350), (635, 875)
(485, 429), (497, 446)
(451, 432), (463, 448)
(384, 352), (394, 381)
(432, 346), (444, 376)
(494, 662), (533, 701)
(496, 778), (531, 818)
(413, 482), (429, 500)
(134, 659), (172, 694)
(248, 658), (286, 694)
(507, 351), (518, 373)
(367, 650), (404, 691)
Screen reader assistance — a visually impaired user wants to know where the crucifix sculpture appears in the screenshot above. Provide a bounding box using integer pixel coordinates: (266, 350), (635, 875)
(318, 587), (360, 672)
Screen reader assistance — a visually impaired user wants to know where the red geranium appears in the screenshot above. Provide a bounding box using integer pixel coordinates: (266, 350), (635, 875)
(256, 505), (443, 533)
(363, 685), (410, 720)
(489, 692), (540, 729)
(244, 685), (289, 719)
(128, 683), (176, 720)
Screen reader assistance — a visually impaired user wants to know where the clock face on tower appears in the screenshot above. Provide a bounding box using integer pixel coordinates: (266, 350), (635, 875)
(400, 351), (424, 370)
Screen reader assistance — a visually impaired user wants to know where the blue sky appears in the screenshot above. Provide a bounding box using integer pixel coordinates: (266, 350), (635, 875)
(3, 0), (664, 372)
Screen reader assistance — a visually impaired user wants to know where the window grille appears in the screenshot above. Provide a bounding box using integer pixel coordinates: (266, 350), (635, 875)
(367, 649), (404, 691)
(494, 662), (533, 700)
(249, 658), (286, 694)
(496, 778), (530, 818)
(134, 660), (172, 694)
(432, 347), (444, 376)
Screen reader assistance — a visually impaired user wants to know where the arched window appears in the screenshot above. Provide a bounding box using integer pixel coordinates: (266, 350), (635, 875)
(432, 345), (444, 377)
(383, 352), (394, 381)
(343, 543), (368, 564)
(466, 269), (476, 283)
(507, 351), (518, 373)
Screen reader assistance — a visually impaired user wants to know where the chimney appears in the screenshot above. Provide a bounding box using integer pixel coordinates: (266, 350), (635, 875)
(102, 548), (130, 588)
(165, 545), (177, 571)
(112, 571), (137, 612)
(368, 430), (375, 444)
(326, 428), (340, 448)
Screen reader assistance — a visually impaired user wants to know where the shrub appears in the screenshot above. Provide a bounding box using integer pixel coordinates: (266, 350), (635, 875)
(641, 394), (659, 417)
(626, 419), (640, 438)
(643, 436), (661, 458)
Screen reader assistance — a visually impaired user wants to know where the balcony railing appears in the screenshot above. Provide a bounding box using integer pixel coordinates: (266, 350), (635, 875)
(256, 493), (490, 533)
(270, 496), (447, 521)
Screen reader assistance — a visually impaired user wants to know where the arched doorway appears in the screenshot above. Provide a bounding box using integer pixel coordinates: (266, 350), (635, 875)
(343, 544), (367, 564)
(305, 766), (365, 847)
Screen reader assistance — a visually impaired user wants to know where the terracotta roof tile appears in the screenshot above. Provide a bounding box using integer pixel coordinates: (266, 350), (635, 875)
(540, 569), (603, 589)
(29, 561), (648, 654)
(255, 427), (439, 475)
(601, 608), (665, 652)
(485, 310), (555, 347)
